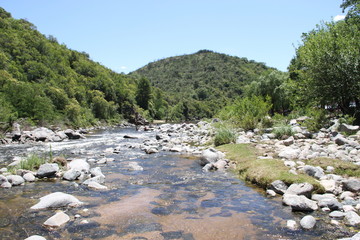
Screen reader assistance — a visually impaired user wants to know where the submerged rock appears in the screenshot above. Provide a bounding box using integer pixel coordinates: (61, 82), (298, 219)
(31, 192), (83, 210)
(43, 211), (70, 227)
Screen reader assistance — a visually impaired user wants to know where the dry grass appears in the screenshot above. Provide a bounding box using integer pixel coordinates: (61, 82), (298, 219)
(305, 157), (360, 178)
(217, 144), (323, 192)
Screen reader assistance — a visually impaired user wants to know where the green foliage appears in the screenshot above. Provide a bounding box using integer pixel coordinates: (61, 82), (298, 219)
(131, 50), (271, 120)
(0, 8), (139, 127)
(135, 77), (151, 110)
(289, 20), (360, 116)
(301, 107), (329, 132)
(218, 96), (272, 130)
(272, 125), (294, 139)
(214, 126), (237, 146)
(17, 154), (46, 172)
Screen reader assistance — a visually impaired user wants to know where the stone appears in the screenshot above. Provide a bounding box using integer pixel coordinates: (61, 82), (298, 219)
(43, 211), (70, 227)
(320, 179), (336, 193)
(300, 215), (316, 229)
(0, 168), (8, 173)
(68, 159), (90, 173)
(63, 169), (81, 181)
(286, 220), (297, 230)
(37, 163), (59, 178)
(6, 175), (25, 186)
(128, 162), (143, 171)
(30, 192), (83, 210)
(169, 146), (183, 152)
(343, 205), (356, 212)
(283, 194), (318, 211)
(23, 172), (36, 182)
(0, 175), (8, 184)
(266, 189), (276, 197)
(145, 147), (159, 154)
(283, 136), (294, 146)
(343, 179), (360, 192)
(329, 211), (345, 219)
(123, 135), (138, 139)
(200, 148), (224, 166)
(285, 182), (314, 198)
(339, 124), (359, 135)
(82, 175), (105, 185)
(284, 160), (296, 168)
(278, 147), (301, 159)
(318, 198), (342, 211)
(340, 191), (356, 200)
(326, 166), (335, 173)
(88, 181), (108, 190)
(345, 211), (360, 226)
(64, 129), (83, 139)
(334, 135), (349, 146)
(90, 167), (104, 178)
(303, 165), (324, 179)
(311, 193), (336, 201)
(24, 236), (47, 240)
(31, 127), (55, 142)
(1, 181), (11, 188)
(213, 160), (228, 171)
(269, 180), (288, 195)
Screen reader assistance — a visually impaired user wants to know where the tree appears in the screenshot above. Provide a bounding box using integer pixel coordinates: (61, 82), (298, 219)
(289, 20), (360, 116)
(341, 0), (360, 22)
(135, 78), (151, 110)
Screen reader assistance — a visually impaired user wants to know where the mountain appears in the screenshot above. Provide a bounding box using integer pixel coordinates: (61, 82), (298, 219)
(130, 50), (273, 119)
(0, 8), (137, 128)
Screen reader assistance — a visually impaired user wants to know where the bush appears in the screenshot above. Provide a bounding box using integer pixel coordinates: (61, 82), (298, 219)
(218, 96), (272, 130)
(302, 107), (328, 132)
(214, 127), (237, 146)
(273, 125), (294, 139)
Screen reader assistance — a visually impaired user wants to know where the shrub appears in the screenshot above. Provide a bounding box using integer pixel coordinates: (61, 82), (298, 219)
(273, 125), (294, 139)
(214, 127), (237, 146)
(302, 107), (328, 132)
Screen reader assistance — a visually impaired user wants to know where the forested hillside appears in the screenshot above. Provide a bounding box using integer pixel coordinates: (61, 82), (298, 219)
(131, 50), (273, 119)
(0, 8), (138, 129)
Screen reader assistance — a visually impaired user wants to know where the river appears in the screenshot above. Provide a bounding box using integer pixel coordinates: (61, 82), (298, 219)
(0, 126), (350, 239)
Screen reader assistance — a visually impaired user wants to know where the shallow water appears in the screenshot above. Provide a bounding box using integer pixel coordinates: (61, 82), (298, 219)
(0, 127), (354, 239)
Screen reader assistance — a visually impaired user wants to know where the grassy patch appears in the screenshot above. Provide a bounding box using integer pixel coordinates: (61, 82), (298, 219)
(9, 154), (47, 173)
(214, 127), (237, 146)
(305, 157), (360, 178)
(272, 125), (294, 139)
(217, 144), (323, 192)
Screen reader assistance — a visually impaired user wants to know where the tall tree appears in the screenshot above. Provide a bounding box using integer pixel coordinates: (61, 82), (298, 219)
(135, 78), (151, 110)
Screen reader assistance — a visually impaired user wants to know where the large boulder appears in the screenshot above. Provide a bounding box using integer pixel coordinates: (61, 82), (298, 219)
(37, 163), (59, 178)
(338, 124), (359, 135)
(303, 165), (324, 179)
(342, 179), (360, 193)
(285, 183), (314, 198)
(300, 215), (316, 229)
(268, 180), (288, 195)
(31, 127), (55, 142)
(68, 159), (90, 173)
(6, 175), (25, 186)
(63, 169), (81, 181)
(43, 211), (70, 227)
(283, 194), (318, 211)
(199, 148), (225, 166)
(278, 147), (301, 160)
(30, 192), (83, 210)
(318, 197), (342, 211)
(64, 129), (84, 139)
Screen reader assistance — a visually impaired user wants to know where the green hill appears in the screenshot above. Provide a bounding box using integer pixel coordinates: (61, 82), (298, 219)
(0, 8), (137, 129)
(130, 50), (273, 119)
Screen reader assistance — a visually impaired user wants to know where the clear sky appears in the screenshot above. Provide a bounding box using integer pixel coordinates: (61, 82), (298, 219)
(0, 0), (346, 73)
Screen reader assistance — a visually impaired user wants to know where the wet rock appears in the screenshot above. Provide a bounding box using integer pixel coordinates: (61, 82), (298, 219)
(0, 175), (8, 184)
(145, 147), (158, 154)
(6, 175), (25, 186)
(286, 220), (297, 230)
(200, 148), (225, 166)
(24, 235), (47, 240)
(68, 159), (90, 173)
(329, 211), (345, 219)
(285, 183), (314, 198)
(269, 180), (288, 195)
(128, 162), (144, 171)
(63, 169), (81, 181)
(342, 179), (360, 193)
(23, 172), (36, 182)
(213, 160), (228, 171)
(318, 198), (342, 211)
(1, 181), (11, 188)
(37, 163), (59, 178)
(31, 192), (83, 210)
(300, 215), (316, 229)
(202, 163), (215, 172)
(90, 167), (105, 178)
(82, 175), (105, 185)
(169, 146), (183, 152)
(43, 211), (70, 227)
(64, 129), (84, 139)
(88, 181), (108, 190)
(266, 189), (276, 197)
(32, 127), (55, 142)
(303, 165), (324, 179)
(283, 194), (318, 211)
(123, 134), (138, 139)
(345, 211), (360, 226)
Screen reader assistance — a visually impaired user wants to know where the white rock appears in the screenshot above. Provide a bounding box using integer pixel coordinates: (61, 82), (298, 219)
(43, 211), (70, 227)
(128, 162), (143, 171)
(284, 160), (296, 168)
(6, 175), (25, 186)
(24, 235), (47, 240)
(31, 192), (83, 210)
(300, 215), (316, 229)
(286, 220), (297, 230)
(88, 181), (108, 190)
(68, 159), (90, 173)
(345, 211), (360, 226)
(266, 189), (276, 197)
(343, 205), (356, 212)
(23, 173), (36, 182)
(278, 147), (301, 160)
(320, 179), (336, 193)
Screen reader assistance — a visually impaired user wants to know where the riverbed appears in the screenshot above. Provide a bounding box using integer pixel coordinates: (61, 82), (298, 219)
(0, 127), (351, 239)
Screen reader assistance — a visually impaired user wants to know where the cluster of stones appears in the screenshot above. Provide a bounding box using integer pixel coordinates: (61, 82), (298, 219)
(1, 125), (86, 144)
(0, 157), (107, 191)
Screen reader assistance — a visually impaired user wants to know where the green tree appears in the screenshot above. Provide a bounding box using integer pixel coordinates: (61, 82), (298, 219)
(136, 77), (151, 110)
(341, 0), (360, 22)
(289, 20), (360, 116)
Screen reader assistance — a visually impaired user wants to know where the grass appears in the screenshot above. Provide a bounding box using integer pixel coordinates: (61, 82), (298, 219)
(9, 154), (47, 173)
(305, 157), (360, 178)
(272, 125), (294, 139)
(214, 127), (237, 146)
(217, 144), (324, 192)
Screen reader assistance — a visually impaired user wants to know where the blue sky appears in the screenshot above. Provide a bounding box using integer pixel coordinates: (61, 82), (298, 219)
(0, 0), (345, 73)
